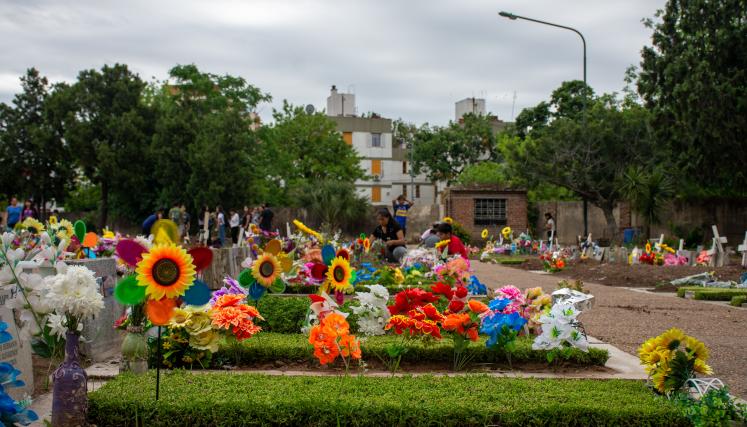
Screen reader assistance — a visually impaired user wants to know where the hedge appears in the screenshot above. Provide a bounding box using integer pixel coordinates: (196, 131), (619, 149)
(88, 372), (687, 426)
(212, 333), (609, 368)
(730, 295), (746, 307)
(676, 287), (747, 301)
(284, 283), (434, 295)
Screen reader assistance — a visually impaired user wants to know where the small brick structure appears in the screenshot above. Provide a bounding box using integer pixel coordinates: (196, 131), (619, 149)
(443, 185), (528, 243)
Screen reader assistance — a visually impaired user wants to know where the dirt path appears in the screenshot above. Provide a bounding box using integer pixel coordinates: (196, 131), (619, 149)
(472, 262), (747, 398)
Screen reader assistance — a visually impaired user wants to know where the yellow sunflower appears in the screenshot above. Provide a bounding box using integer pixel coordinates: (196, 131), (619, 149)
(684, 336), (710, 362)
(442, 217), (453, 224)
(57, 219), (74, 239)
(501, 226), (512, 239)
(645, 242), (652, 254)
(336, 248), (351, 261)
(658, 327), (686, 350)
(136, 244), (196, 300)
(481, 229), (489, 239)
(21, 217), (45, 234)
(326, 256), (352, 292)
(435, 239), (450, 250)
(252, 253), (281, 288)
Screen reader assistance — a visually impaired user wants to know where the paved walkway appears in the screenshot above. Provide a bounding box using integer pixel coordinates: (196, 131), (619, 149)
(472, 262), (747, 398)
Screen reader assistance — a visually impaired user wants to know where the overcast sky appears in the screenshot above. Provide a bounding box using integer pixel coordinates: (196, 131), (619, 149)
(0, 0), (665, 126)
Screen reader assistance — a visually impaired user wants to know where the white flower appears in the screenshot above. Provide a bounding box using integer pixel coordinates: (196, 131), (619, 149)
(350, 285), (390, 336)
(47, 313), (67, 337)
(43, 265), (104, 321)
(19, 310), (40, 336)
(532, 302), (588, 352)
(1, 233), (14, 248)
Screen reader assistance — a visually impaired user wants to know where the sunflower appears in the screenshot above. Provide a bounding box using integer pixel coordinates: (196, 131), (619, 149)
(21, 217), (45, 234)
(57, 219), (74, 238)
(658, 327), (686, 350)
(326, 256), (352, 292)
(501, 226), (512, 239)
(442, 217), (453, 224)
(136, 244), (196, 300)
(435, 240), (450, 250)
(363, 238), (371, 252)
(645, 242), (652, 254)
(252, 253), (281, 288)
(336, 248), (351, 261)
(481, 229), (489, 239)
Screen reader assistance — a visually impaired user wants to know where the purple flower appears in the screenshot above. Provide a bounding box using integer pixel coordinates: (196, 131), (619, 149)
(210, 275), (247, 304)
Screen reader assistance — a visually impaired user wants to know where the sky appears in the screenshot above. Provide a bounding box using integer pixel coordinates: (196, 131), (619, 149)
(0, 0), (666, 126)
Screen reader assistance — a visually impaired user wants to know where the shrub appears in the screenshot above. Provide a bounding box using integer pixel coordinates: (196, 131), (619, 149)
(676, 287), (747, 301)
(253, 297), (310, 333)
(89, 372), (687, 426)
(210, 333), (608, 368)
(730, 295), (746, 307)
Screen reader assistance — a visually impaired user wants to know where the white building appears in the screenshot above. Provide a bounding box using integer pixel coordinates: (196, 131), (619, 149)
(455, 97), (486, 121)
(326, 86), (441, 207)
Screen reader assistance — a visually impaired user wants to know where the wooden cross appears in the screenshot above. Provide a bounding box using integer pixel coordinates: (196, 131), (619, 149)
(709, 225), (728, 267)
(737, 231), (747, 268)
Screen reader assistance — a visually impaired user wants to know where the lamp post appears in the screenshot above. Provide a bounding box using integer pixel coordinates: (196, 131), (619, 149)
(498, 11), (589, 237)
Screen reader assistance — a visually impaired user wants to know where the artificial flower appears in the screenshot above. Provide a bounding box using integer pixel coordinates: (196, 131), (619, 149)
(481, 229), (489, 239)
(293, 219), (322, 241)
(20, 217), (44, 234)
(434, 240), (450, 250)
(442, 217), (453, 224)
(501, 226), (512, 240)
(326, 256), (352, 292)
(135, 243), (196, 300)
(251, 253), (281, 288)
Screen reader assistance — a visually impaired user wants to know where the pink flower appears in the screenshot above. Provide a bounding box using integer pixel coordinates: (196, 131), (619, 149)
(495, 285), (526, 305)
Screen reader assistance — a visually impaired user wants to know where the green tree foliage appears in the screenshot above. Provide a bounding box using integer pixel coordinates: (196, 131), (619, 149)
(455, 162), (506, 186)
(150, 64), (271, 212)
(636, 0), (747, 198)
(52, 64), (156, 227)
(411, 113), (499, 184)
(619, 166), (675, 239)
(502, 83), (655, 242)
(289, 179), (370, 231)
(258, 101), (366, 204)
(0, 69), (74, 214)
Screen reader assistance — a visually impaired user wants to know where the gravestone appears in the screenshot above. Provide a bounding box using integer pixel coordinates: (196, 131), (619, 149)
(202, 247), (252, 289)
(593, 247), (606, 262)
(606, 246), (617, 264)
(0, 287), (34, 399)
(708, 225), (728, 267)
(738, 232), (747, 268)
(618, 247), (628, 264)
(68, 258), (122, 362)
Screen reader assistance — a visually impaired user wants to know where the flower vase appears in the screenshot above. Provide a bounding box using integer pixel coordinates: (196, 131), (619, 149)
(120, 326), (148, 374)
(52, 332), (88, 427)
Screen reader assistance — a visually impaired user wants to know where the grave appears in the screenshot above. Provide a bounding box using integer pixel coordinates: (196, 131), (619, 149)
(707, 225), (728, 267)
(738, 232), (747, 268)
(0, 287), (34, 399)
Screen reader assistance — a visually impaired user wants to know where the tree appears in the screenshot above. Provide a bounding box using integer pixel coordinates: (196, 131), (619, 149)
(290, 179), (370, 231)
(258, 101), (365, 204)
(0, 69), (74, 213)
(502, 89), (655, 242)
(637, 0), (747, 198)
(619, 166), (675, 239)
(411, 113), (500, 184)
(56, 64), (156, 227)
(455, 162), (506, 186)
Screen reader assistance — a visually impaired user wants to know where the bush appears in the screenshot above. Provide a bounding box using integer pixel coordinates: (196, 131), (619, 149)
(730, 295), (746, 307)
(253, 296), (311, 334)
(89, 372), (687, 427)
(210, 333), (608, 368)
(676, 287), (747, 301)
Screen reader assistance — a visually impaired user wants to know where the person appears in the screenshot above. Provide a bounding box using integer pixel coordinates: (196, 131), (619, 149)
(435, 222), (468, 259)
(168, 202), (182, 233)
(421, 222), (441, 248)
(48, 209), (60, 224)
(216, 206), (226, 247)
(392, 195), (414, 236)
(4, 197), (22, 231)
(181, 204), (191, 244)
(142, 209), (163, 236)
(545, 212), (556, 244)
(229, 209), (240, 245)
(251, 207), (261, 225)
(372, 209), (407, 263)
(198, 206), (208, 244)
(21, 199), (35, 221)
(259, 204), (274, 232)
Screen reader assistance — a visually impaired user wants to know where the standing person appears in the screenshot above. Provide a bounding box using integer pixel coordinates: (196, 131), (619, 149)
(259, 204), (274, 233)
(392, 195), (414, 236)
(545, 212), (556, 245)
(435, 222), (468, 259)
(240, 206), (251, 242)
(251, 207), (261, 225)
(181, 204), (191, 244)
(168, 202), (182, 233)
(4, 197), (22, 231)
(229, 209), (240, 245)
(216, 206), (226, 247)
(372, 209), (407, 263)
(198, 206), (207, 244)
(21, 199), (36, 221)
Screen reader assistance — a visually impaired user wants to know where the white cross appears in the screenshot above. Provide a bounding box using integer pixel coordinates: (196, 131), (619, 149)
(709, 225), (728, 267)
(737, 231), (747, 268)
(678, 239), (684, 252)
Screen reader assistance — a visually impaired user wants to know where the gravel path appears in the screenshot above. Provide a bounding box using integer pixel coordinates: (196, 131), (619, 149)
(472, 262), (747, 398)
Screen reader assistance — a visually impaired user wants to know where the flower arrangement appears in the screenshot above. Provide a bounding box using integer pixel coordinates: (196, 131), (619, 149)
(349, 285), (390, 336)
(159, 306), (221, 368)
(430, 282), (469, 313)
(442, 302), (484, 371)
(387, 288), (438, 315)
(433, 256), (471, 286)
(638, 328), (712, 395)
(478, 289), (527, 362)
(210, 294), (262, 341)
(385, 303), (444, 339)
(0, 355), (38, 426)
(42, 265), (105, 337)
(308, 312), (361, 369)
(522, 287), (553, 333)
(540, 252), (566, 272)
(532, 302), (589, 360)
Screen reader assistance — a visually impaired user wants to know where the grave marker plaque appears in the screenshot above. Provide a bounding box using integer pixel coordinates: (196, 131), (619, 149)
(0, 287), (33, 399)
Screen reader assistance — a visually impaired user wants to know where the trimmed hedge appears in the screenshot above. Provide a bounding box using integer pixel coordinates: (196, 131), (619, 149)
(730, 295), (746, 307)
(89, 372), (687, 426)
(676, 286), (747, 301)
(212, 333), (609, 368)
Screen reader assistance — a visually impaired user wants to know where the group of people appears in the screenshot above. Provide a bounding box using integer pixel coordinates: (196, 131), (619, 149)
(371, 194), (468, 264)
(142, 204), (274, 248)
(2, 197), (42, 231)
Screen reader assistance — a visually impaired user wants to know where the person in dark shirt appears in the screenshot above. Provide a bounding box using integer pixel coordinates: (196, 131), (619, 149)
(436, 222), (468, 259)
(372, 209), (407, 263)
(259, 204), (274, 232)
(142, 209), (163, 236)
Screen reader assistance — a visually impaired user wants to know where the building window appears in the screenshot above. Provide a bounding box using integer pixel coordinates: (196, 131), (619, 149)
(474, 198), (507, 226)
(402, 184), (407, 197)
(416, 185), (421, 198)
(343, 132), (352, 145)
(402, 161), (407, 174)
(371, 133), (382, 147)
(371, 187), (381, 203)
(371, 159), (381, 177)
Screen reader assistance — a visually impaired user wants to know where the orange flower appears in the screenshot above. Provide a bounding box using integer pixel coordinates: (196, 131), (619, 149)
(338, 335), (361, 360)
(233, 319), (261, 340)
(420, 304), (445, 322)
(468, 300), (489, 314)
(556, 259), (566, 269)
(442, 313), (471, 333)
(322, 312), (350, 337)
(212, 294), (245, 310)
(312, 338), (340, 365)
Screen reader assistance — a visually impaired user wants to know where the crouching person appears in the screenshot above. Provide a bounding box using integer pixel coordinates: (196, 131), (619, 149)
(372, 209), (407, 263)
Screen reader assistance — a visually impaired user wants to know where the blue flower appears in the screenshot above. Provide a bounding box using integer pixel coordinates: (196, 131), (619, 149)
(0, 322), (12, 345)
(488, 298), (510, 312)
(0, 360), (38, 426)
(468, 276), (487, 295)
(480, 312), (527, 348)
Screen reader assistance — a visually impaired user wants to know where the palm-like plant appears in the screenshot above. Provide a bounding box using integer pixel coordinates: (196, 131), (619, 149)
(619, 166), (675, 239)
(292, 180), (369, 231)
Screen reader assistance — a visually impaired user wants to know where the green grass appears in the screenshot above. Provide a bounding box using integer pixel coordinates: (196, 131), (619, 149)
(730, 295), (746, 307)
(89, 372), (687, 426)
(212, 333), (608, 368)
(676, 286), (747, 301)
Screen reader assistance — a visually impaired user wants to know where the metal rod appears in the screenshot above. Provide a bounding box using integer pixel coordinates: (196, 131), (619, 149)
(156, 326), (161, 401)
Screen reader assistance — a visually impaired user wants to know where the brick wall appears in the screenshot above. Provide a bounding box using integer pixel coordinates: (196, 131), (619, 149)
(445, 187), (528, 243)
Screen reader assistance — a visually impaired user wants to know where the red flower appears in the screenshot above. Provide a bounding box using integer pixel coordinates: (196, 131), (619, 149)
(448, 300), (465, 313)
(430, 282), (453, 300)
(454, 286), (468, 299)
(388, 289), (439, 315)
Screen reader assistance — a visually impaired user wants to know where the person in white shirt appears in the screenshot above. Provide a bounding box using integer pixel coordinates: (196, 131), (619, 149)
(545, 212), (556, 244)
(229, 209), (240, 245)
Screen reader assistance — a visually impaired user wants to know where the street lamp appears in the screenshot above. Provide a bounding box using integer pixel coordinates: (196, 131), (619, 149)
(498, 11), (589, 237)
